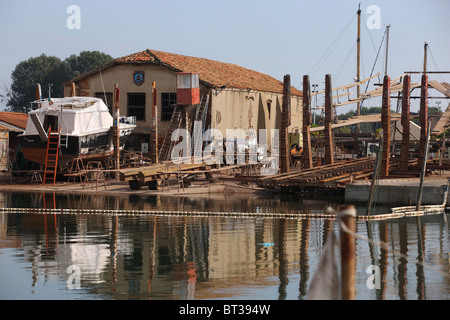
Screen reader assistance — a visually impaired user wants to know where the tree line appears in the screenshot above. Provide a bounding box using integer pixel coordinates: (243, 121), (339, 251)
(3, 51), (113, 113)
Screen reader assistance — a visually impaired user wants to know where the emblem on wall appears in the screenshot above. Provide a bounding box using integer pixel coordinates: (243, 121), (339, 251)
(133, 71), (145, 86)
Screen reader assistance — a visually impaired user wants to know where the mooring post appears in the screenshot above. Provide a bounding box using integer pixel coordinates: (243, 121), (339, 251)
(339, 205), (356, 300)
(302, 75), (313, 169)
(381, 75), (390, 177)
(324, 74), (334, 165)
(280, 74), (291, 173)
(400, 75), (411, 172)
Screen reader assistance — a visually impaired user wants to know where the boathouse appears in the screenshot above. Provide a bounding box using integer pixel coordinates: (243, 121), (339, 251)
(62, 49), (303, 154)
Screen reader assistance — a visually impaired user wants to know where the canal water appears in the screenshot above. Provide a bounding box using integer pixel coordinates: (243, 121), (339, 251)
(0, 190), (448, 300)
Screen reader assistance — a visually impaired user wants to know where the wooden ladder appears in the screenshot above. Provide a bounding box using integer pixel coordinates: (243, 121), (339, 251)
(191, 93), (210, 152)
(43, 127), (60, 185)
(158, 105), (184, 162)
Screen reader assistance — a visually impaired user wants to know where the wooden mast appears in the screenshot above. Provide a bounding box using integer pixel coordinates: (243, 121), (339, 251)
(385, 25), (390, 76)
(356, 4), (361, 132)
(423, 42), (428, 74)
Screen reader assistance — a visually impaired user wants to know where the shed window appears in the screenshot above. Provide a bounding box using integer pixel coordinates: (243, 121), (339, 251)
(161, 92), (177, 121)
(127, 93), (146, 121)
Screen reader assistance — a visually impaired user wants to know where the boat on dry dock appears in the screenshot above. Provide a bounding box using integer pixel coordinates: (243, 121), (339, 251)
(18, 96), (136, 170)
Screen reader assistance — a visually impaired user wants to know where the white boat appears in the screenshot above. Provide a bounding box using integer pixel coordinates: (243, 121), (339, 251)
(18, 96), (136, 170)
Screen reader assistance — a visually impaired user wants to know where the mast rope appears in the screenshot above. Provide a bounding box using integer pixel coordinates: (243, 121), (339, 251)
(308, 13), (356, 79)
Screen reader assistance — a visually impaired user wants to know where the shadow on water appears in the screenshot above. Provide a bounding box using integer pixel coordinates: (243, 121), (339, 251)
(0, 190), (448, 300)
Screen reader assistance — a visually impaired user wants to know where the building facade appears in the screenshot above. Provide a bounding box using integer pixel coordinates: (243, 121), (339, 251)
(63, 49), (303, 155)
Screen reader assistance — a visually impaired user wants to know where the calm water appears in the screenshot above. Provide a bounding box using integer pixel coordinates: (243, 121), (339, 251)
(0, 191), (448, 300)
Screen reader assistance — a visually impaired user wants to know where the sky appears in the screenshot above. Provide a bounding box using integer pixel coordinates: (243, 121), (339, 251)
(0, 0), (449, 113)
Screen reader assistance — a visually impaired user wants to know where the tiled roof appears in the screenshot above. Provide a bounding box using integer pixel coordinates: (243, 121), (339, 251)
(0, 112), (28, 130)
(115, 49), (302, 96)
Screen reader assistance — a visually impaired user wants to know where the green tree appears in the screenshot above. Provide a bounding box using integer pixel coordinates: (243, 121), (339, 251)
(7, 51), (114, 113)
(64, 50), (113, 79)
(7, 54), (66, 112)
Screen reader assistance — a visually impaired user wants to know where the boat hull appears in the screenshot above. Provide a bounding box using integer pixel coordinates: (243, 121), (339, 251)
(19, 129), (133, 170)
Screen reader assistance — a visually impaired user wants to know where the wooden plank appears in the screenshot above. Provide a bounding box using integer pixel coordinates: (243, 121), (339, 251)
(311, 73), (381, 96)
(429, 80), (450, 98)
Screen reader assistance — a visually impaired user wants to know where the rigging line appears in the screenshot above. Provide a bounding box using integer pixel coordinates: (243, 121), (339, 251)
(364, 27), (386, 93)
(334, 42), (357, 83)
(361, 12), (385, 72)
(428, 46), (446, 83)
(336, 215), (450, 281)
(99, 68), (107, 105)
(308, 13), (357, 78)
(359, 28), (387, 110)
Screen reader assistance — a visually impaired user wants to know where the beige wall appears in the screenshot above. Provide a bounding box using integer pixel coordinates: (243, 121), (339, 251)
(64, 64), (303, 150)
(211, 88), (302, 147)
(64, 64), (180, 135)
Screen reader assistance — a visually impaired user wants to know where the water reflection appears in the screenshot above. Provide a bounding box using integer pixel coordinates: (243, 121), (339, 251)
(0, 191), (448, 300)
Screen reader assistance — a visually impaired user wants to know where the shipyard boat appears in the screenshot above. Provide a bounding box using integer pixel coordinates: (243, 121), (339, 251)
(18, 96), (136, 170)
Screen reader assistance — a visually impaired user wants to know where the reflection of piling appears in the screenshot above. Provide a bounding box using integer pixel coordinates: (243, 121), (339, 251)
(324, 74), (334, 165)
(400, 75), (411, 172)
(339, 205), (356, 300)
(381, 75), (390, 177)
(418, 74), (428, 170)
(302, 75), (313, 169)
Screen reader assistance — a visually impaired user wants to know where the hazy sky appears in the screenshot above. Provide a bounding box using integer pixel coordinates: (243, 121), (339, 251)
(1, 0), (449, 113)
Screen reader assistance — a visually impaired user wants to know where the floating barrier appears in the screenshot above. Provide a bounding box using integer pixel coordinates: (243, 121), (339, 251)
(0, 205), (446, 221)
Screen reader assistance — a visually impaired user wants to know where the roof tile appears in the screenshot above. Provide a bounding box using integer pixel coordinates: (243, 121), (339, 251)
(115, 49), (302, 96)
(0, 112), (28, 130)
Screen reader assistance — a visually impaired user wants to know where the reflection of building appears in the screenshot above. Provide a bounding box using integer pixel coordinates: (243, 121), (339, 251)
(63, 49), (303, 153)
(2, 202), (447, 299)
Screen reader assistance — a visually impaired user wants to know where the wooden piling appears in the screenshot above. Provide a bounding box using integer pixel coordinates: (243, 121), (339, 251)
(339, 205), (356, 300)
(113, 83), (120, 174)
(381, 75), (390, 177)
(302, 75), (313, 169)
(324, 74), (334, 165)
(280, 74), (291, 173)
(400, 75), (411, 172)
(151, 81), (159, 164)
(418, 74), (428, 170)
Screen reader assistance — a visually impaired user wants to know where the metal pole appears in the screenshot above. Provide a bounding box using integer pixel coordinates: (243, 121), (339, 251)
(416, 118), (431, 211)
(366, 135), (382, 216)
(339, 205), (356, 300)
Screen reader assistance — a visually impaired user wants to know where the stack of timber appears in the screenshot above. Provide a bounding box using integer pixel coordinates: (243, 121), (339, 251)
(257, 157), (419, 190)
